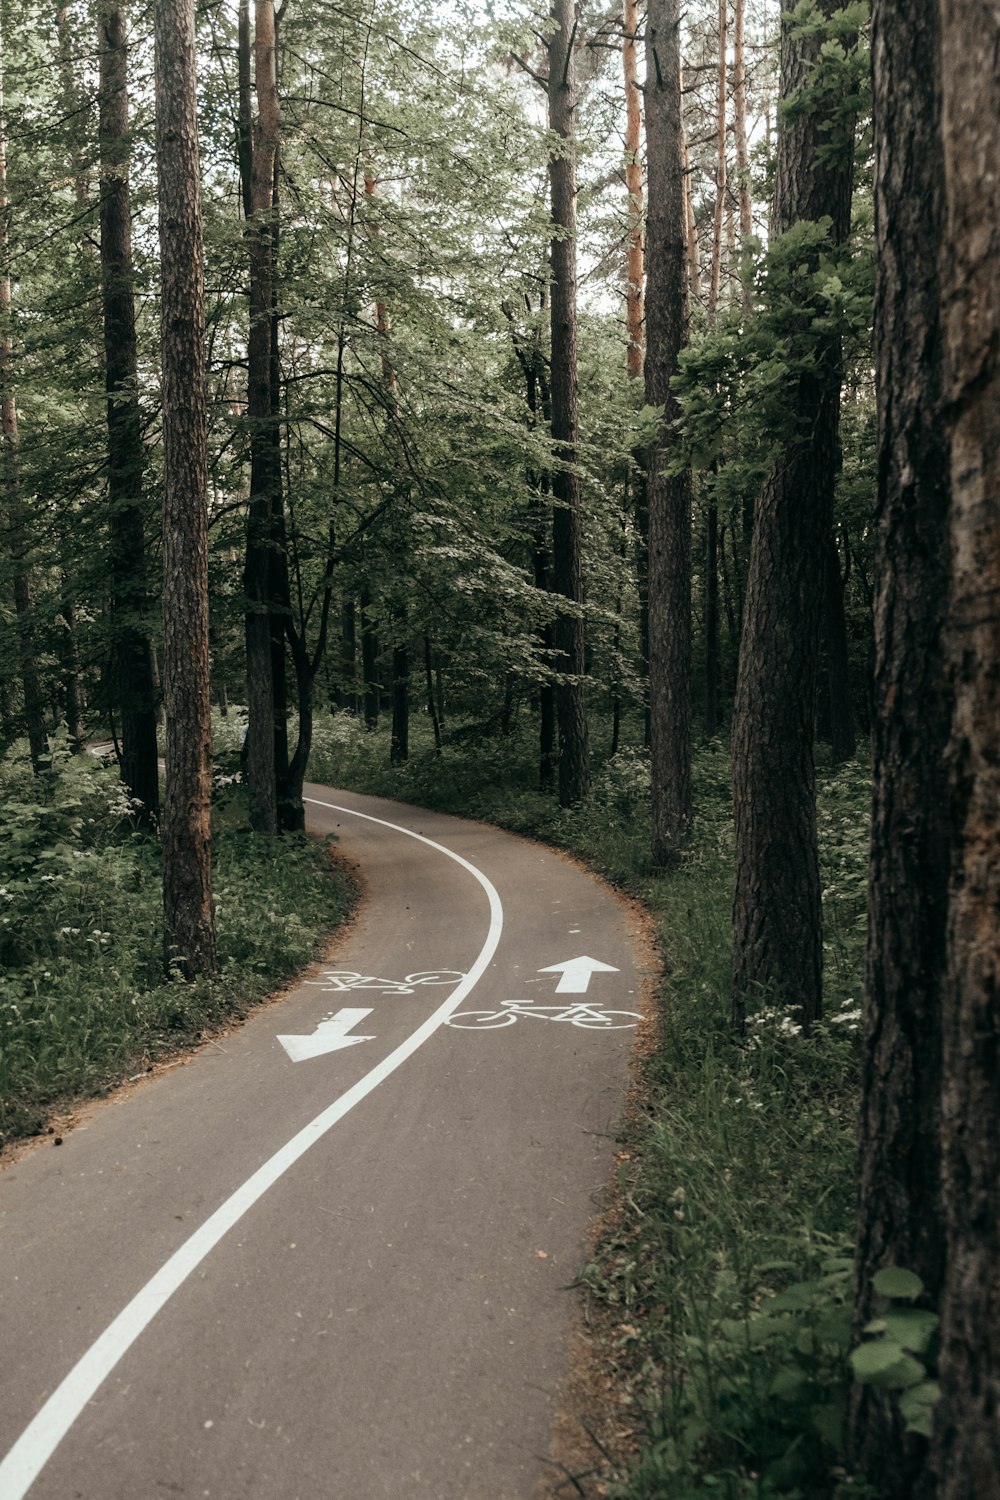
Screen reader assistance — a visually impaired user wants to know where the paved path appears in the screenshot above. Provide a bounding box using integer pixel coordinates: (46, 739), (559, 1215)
(0, 787), (648, 1500)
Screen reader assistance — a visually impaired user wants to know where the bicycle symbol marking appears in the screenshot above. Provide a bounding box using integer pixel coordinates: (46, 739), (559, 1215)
(445, 999), (639, 1031)
(306, 969), (467, 996)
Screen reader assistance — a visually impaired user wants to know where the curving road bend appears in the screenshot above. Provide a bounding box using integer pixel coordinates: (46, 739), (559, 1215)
(0, 786), (649, 1500)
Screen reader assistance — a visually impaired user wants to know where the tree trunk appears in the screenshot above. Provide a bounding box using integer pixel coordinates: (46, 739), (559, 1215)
(154, 0), (217, 979)
(680, 69), (701, 304)
(731, 0), (856, 1029)
(360, 584), (379, 728)
(99, 1), (160, 824)
(548, 0), (590, 808)
(706, 499), (719, 735)
(645, 0), (693, 865)
(622, 0), (644, 378)
(0, 38), (49, 776)
(341, 598), (358, 712)
(424, 635), (442, 753)
(390, 643), (408, 765)
(708, 0), (728, 323)
(733, 0), (752, 312)
(57, 580), (87, 752)
(54, 5), (90, 751)
(848, 1), (950, 1490)
(824, 534), (855, 765)
(933, 4), (1000, 1492)
(241, 0), (280, 834)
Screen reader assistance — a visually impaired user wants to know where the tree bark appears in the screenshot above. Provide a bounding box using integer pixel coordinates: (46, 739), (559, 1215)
(706, 500), (719, 735)
(241, 0), (281, 834)
(155, 0), (216, 978)
(645, 0), (692, 865)
(340, 598), (358, 712)
(933, 4), (1000, 1492)
(708, 0), (728, 323)
(0, 37), (49, 775)
(733, 0), (752, 312)
(360, 584), (379, 728)
(390, 643), (408, 765)
(824, 533), (855, 765)
(548, 0), (590, 808)
(424, 635), (441, 753)
(848, 0), (950, 1489)
(731, 0), (855, 1029)
(622, 0), (644, 378)
(99, 1), (160, 824)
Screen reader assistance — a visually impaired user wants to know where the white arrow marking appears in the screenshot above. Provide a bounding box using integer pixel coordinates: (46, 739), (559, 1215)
(538, 955), (619, 994)
(277, 1008), (375, 1063)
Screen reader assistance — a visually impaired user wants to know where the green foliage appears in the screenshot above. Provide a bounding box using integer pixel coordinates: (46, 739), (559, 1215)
(851, 1270), (941, 1437)
(0, 740), (355, 1145)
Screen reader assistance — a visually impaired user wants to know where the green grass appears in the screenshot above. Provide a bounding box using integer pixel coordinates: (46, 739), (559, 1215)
(0, 733), (356, 1145)
(308, 705), (869, 1499)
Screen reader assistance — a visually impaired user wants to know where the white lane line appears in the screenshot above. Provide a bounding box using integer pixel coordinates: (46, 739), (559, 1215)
(0, 796), (503, 1500)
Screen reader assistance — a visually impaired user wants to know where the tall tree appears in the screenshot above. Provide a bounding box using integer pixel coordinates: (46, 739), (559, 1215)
(0, 30), (48, 775)
(241, 0), (282, 834)
(708, 0), (728, 323)
(548, 0), (590, 808)
(155, 0), (217, 978)
(645, 0), (693, 865)
(933, 2), (1000, 1490)
(622, 0), (644, 379)
(849, 0), (950, 1490)
(99, 0), (160, 824)
(732, 0), (752, 312)
(731, 0), (856, 1028)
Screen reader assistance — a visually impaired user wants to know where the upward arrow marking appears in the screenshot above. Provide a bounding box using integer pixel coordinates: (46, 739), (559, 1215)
(538, 955), (619, 994)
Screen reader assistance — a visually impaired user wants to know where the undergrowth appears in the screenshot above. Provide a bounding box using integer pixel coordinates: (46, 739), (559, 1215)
(308, 706), (869, 1499)
(0, 732), (355, 1145)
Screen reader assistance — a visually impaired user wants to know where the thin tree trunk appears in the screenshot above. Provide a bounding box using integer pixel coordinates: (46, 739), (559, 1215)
(731, 0), (856, 1029)
(824, 534), (855, 764)
(933, 4), (1000, 1491)
(645, 0), (693, 865)
(548, 0), (590, 808)
(57, 579), (87, 752)
(390, 643), (408, 765)
(622, 0), (644, 378)
(154, 0), (216, 978)
(680, 69), (701, 304)
(848, 1), (950, 1489)
(708, 0), (728, 323)
(424, 635), (441, 752)
(55, 4), (89, 748)
(0, 39), (48, 775)
(706, 500), (719, 735)
(360, 584), (378, 728)
(241, 0), (280, 834)
(99, 1), (160, 823)
(733, 0), (752, 311)
(341, 598), (358, 712)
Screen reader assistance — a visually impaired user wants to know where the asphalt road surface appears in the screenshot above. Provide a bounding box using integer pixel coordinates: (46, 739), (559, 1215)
(0, 786), (649, 1500)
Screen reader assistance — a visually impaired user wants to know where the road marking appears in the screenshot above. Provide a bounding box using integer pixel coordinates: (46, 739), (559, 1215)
(277, 1007), (375, 1062)
(538, 955), (619, 994)
(0, 796), (503, 1500)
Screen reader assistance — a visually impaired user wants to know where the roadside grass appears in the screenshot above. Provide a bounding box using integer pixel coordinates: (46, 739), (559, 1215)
(309, 706), (868, 1499)
(0, 733), (355, 1146)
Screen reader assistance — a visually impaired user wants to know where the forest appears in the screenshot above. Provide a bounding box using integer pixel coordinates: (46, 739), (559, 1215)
(0, 0), (996, 1495)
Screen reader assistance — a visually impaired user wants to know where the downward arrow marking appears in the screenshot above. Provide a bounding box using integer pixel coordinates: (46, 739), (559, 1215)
(278, 1008), (375, 1063)
(538, 955), (619, 994)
